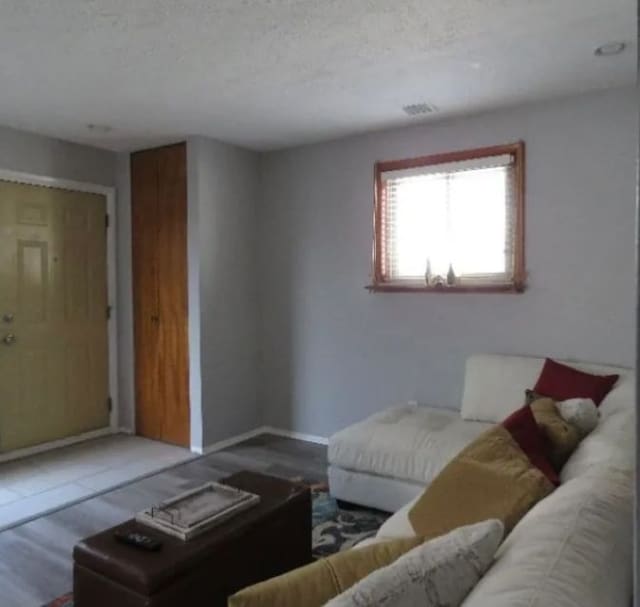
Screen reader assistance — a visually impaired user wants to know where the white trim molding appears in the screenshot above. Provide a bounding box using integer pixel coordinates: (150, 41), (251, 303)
(0, 168), (120, 432)
(197, 427), (267, 455)
(262, 426), (329, 445)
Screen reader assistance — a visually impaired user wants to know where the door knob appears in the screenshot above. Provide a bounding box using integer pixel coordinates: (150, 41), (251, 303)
(2, 313), (13, 323)
(2, 333), (16, 345)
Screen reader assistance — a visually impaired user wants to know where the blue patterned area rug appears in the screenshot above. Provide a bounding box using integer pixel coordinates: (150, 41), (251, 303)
(43, 486), (388, 606)
(311, 486), (389, 559)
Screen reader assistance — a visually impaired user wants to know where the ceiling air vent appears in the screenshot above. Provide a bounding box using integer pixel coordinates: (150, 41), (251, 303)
(402, 102), (438, 116)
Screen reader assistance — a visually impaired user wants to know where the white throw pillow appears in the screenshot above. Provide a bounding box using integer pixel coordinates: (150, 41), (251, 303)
(556, 398), (599, 437)
(324, 519), (504, 607)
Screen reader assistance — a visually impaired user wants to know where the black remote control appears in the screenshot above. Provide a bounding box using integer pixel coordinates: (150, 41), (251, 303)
(114, 530), (163, 552)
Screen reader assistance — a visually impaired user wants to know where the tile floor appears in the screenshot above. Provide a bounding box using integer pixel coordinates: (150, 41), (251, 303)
(0, 434), (193, 531)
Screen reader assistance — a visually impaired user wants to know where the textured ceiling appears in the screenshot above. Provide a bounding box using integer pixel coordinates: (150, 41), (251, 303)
(0, 0), (636, 151)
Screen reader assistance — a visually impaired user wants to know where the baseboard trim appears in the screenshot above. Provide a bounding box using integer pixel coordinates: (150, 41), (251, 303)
(263, 426), (329, 446)
(0, 427), (115, 464)
(198, 426), (329, 455)
(199, 427), (268, 455)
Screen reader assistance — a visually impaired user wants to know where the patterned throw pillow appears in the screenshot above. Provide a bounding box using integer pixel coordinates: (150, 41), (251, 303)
(524, 391), (597, 470)
(324, 519), (504, 607)
(529, 398), (581, 471)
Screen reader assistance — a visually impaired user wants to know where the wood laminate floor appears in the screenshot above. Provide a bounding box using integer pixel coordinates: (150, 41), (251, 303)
(0, 433), (327, 607)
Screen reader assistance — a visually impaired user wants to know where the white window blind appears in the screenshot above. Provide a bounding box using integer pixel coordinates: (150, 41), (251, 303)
(380, 153), (516, 284)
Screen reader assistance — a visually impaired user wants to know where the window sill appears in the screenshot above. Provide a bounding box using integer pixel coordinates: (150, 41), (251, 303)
(365, 282), (526, 294)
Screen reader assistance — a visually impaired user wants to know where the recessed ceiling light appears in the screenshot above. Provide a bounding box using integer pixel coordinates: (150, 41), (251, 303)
(402, 103), (438, 117)
(86, 123), (113, 134)
(594, 42), (626, 57)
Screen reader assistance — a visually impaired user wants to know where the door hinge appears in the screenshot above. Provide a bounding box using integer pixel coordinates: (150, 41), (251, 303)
(105, 213), (110, 229)
(106, 305), (112, 320)
(107, 397), (113, 412)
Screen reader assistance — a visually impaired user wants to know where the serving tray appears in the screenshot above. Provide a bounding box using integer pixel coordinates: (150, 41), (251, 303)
(136, 482), (260, 541)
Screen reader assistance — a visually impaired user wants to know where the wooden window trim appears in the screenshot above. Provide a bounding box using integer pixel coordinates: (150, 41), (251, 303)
(368, 141), (526, 294)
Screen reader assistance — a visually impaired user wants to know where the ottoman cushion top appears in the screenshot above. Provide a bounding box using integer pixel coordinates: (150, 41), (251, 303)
(328, 405), (490, 485)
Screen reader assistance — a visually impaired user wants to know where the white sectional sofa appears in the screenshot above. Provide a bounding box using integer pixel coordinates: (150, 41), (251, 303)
(328, 354), (634, 511)
(328, 354), (635, 606)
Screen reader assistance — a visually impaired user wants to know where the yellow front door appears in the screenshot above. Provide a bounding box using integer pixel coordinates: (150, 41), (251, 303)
(0, 180), (110, 452)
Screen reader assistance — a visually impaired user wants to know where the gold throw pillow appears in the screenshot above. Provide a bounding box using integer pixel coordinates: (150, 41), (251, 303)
(228, 536), (421, 607)
(409, 426), (554, 540)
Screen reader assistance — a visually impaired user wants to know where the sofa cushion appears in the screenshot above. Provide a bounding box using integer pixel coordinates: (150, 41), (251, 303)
(461, 469), (633, 607)
(326, 520), (503, 607)
(408, 426), (554, 540)
(533, 358), (619, 405)
(560, 405), (634, 482)
(460, 354), (631, 423)
(228, 536), (421, 607)
(374, 405), (633, 531)
(375, 495), (420, 540)
(328, 404), (490, 485)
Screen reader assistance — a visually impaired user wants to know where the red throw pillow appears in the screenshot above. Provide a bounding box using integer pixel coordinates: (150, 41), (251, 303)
(502, 405), (559, 486)
(533, 358), (619, 406)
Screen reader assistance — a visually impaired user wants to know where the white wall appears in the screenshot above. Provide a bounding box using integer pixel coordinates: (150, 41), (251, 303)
(189, 137), (261, 447)
(258, 86), (638, 438)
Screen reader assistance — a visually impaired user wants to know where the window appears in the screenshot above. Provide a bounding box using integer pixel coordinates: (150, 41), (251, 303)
(370, 142), (525, 293)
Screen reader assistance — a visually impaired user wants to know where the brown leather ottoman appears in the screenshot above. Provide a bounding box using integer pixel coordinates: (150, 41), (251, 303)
(73, 471), (312, 607)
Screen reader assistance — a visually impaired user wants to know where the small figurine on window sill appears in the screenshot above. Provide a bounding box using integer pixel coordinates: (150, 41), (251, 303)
(446, 263), (457, 286)
(424, 258), (433, 286)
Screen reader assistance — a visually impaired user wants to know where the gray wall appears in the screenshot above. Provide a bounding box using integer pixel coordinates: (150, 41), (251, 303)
(0, 124), (115, 186)
(258, 86), (638, 437)
(3, 89), (635, 448)
(634, 83), (640, 607)
(189, 137), (260, 446)
(115, 153), (135, 431)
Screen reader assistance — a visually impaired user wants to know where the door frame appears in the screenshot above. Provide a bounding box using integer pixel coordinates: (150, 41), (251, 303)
(0, 168), (119, 439)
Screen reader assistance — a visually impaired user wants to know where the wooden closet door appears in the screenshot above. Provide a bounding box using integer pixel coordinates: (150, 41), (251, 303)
(156, 144), (190, 446)
(131, 143), (189, 447)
